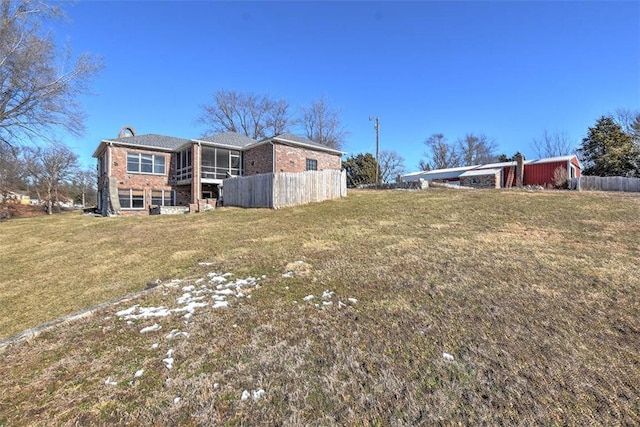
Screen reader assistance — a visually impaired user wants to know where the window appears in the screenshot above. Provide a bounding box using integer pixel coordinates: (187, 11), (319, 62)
(176, 148), (192, 181)
(126, 152), (166, 175)
(118, 188), (145, 210)
(151, 190), (175, 206)
(306, 159), (318, 171)
(201, 147), (242, 179)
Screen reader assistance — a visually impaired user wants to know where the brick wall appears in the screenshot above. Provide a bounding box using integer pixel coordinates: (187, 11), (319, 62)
(243, 143), (273, 176)
(109, 146), (175, 215)
(273, 143), (341, 173)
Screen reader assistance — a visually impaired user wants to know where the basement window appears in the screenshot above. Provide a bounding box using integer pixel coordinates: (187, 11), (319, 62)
(118, 188), (145, 210)
(151, 190), (175, 206)
(306, 159), (318, 171)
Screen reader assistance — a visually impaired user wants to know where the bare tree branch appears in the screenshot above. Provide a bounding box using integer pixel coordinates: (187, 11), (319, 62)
(456, 133), (498, 165)
(0, 0), (103, 148)
(422, 133), (459, 169)
(531, 130), (575, 158)
(298, 96), (348, 149)
(378, 150), (406, 183)
(197, 89), (292, 140)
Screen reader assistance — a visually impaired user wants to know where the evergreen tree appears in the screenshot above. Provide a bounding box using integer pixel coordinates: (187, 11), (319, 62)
(578, 116), (637, 177)
(342, 153), (378, 188)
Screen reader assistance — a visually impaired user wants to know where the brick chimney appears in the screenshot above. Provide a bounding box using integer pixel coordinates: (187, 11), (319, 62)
(515, 153), (524, 187)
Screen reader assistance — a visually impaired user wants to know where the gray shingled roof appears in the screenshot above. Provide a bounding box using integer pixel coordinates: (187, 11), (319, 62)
(195, 132), (257, 148)
(103, 134), (191, 151)
(269, 133), (343, 154)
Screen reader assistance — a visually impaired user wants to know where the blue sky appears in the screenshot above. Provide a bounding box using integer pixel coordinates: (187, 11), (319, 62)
(54, 1), (640, 170)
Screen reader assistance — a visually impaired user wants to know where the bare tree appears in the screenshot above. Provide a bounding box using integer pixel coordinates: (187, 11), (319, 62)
(298, 97), (348, 149)
(72, 168), (96, 208)
(23, 143), (78, 214)
(378, 150), (406, 183)
(531, 130), (575, 158)
(422, 133), (459, 170)
(457, 133), (498, 165)
(0, 0), (103, 148)
(198, 89), (292, 140)
(610, 108), (640, 135)
(418, 159), (431, 171)
(0, 144), (23, 199)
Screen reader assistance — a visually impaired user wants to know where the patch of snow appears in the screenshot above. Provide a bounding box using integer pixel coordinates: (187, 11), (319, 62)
(338, 301), (346, 308)
(213, 301), (229, 309)
(172, 301), (208, 316)
(150, 343), (159, 349)
(252, 389), (265, 400)
(209, 275), (227, 284)
(348, 298), (358, 304)
(140, 324), (162, 334)
(121, 306), (171, 320)
(182, 285), (195, 292)
(442, 352), (455, 361)
(303, 295), (315, 301)
(198, 262), (214, 266)
(166, 329), (189, 340)
(105, 376), (117, 386)
(163, 349), (174, 369)
(241, 390), (251, 400)
(115, 305), (139, 317)
(322, 301), (333, 306)
(322, 290), (334, 300)
(282, 271), (294, 278)
(174, 397), (181, 404)
(134, 369), (144, 378)
(215, 289), (235, 296)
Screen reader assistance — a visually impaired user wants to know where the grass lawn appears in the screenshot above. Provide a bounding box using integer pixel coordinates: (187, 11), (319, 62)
(1, 188), (639, 425)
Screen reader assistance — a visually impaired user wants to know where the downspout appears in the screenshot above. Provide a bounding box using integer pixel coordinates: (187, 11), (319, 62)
(271, 141), (275, 173)
(271, 141), (276, 208)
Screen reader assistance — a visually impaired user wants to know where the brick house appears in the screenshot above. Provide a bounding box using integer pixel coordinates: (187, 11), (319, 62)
(93, 131), (343, 216)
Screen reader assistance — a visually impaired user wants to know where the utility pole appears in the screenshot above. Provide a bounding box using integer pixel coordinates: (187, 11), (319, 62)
(369, 116), (379, 187)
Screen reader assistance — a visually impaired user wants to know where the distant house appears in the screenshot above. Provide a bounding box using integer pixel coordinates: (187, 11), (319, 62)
(92, 130), (343, 216)
(1, 191), (31, 205)
(401, 155), (581, 189)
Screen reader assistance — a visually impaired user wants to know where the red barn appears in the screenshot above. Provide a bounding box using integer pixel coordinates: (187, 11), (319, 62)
(523, 156), (581, 187)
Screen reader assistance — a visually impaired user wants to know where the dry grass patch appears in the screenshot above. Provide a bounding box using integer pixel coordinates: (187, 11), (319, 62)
(1, 189), (639, 425)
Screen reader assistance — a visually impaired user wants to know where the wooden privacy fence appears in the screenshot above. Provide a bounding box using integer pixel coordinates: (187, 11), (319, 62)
(570, 176), (640, 192)
(223, 170), (347, 208)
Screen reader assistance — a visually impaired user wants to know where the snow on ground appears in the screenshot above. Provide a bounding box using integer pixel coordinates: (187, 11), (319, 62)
(302, 290), (358, 309)
(106, 263), (359, 402)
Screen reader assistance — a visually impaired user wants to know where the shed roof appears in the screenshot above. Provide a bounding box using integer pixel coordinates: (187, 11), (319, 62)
(527, 155), (577, 165)
(402, 165), (475, 182)
(460, 168), (502, 177)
